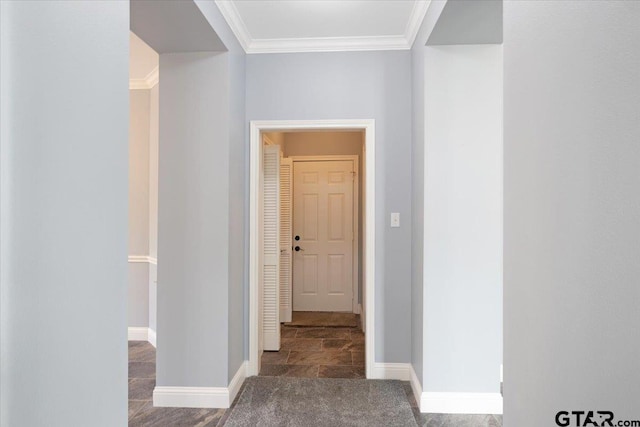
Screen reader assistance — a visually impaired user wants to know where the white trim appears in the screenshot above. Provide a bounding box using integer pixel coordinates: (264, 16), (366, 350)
(129, 66), (159, 90)
(409, 365), (423, 412)
(421, 392), (503, 415)
(288, 154), (359, 314)
(369, 362), (411, 381)
(228, 361), (248, 405)
(249, 120), (375, 379)
(405, 1), (432, 48)
(128, 255), (157, 265)
(354, 303), (362, 315)
(128, 327), (149, 341)
(148, 328), (157, 348)
(214, 0), (251, 52)
(247, 36), (410, 55)
(215, 1), (431, 54)
(152, 361), (247, 409)
(153, 387), (229, 409)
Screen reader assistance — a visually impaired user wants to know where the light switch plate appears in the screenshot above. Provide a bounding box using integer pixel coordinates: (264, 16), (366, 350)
(390, 212), (400, 228)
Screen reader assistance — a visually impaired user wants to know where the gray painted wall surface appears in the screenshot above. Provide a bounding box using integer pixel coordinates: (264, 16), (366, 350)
(157, 52), (230, 387)
(427, 0), (502, 46)
(410, 0), (447, 388)
(226, 47), (246, 384)
(0, 1), (129, 425)
(194, 0), (248, 383)
(247, 51), (413, 363)
(131, 0), (226, 53)
(504, 1), (640, 425)
(423, 45), (503, 393)
(128, 264), (150, 328)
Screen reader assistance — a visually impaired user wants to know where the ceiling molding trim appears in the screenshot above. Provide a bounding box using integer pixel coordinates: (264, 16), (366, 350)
(247, 35), (410, 54)
(405, 0), (432, 47)
(216, 1), (431, 54)
(129, 66), (159, 90)
(215, 0), (252, 52)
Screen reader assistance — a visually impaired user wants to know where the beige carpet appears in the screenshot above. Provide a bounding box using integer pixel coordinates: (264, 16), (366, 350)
(285, 311), (358, 328)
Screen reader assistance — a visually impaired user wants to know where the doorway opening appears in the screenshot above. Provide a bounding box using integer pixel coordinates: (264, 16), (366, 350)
(127, 30), (160, 418)
(249, 120), (376, 380)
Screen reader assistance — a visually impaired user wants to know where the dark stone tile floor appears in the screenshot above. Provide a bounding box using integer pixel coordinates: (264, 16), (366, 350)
(128, 341), (225, 426)
(259, 322), (366, 379)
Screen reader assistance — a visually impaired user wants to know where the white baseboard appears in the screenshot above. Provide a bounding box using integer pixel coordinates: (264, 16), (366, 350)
(148, 329), (157, 348)
(128, 255), (158, 265)
(421, 392), (503, 415)
(153, 386), (229, 408)
(153, 361), (248, 409)
(228, 361), (248, 405)
(409, 365), (423, 410)
(369, 362), (411, 381)
(354, 303), (362, 315)
(128, 327), (150, 341)
(128, 327), (156, 348)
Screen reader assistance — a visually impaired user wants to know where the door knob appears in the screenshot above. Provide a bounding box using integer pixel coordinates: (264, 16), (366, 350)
(294, 246), (304, 252)
(295, 235), (300, 241)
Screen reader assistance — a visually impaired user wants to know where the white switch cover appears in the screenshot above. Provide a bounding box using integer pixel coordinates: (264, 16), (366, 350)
(390, 212), (400, 228)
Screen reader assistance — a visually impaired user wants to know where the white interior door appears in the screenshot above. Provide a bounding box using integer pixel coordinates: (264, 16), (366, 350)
(293, 160), (354, 312)
(279, 157), (293, 323)
(262, 145), (280, 350)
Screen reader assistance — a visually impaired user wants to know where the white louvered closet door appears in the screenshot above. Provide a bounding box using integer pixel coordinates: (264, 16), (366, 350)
(279, 158), (293, 323)
(262, 145), (280, 351)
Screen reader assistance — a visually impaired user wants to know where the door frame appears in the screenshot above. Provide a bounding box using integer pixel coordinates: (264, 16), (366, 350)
(249, 119), (375, 378)
(288, 155), (360, 315)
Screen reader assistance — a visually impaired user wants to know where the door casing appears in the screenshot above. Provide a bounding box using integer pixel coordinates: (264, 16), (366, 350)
(249, 119), (375, 378)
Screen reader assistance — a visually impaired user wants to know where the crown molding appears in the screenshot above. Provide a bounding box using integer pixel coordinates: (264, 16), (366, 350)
(215, 0), (251, 52)
(129, 66), (159, 90)
(248, 35), (410, 54)
(405, 0), (431, 48)
(216, 0), (430, 54)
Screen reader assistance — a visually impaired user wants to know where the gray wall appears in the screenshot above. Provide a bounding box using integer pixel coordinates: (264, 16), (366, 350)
(138, 0), (246, 388)
(427, 0), (502, 46)
(0, 1), (129, 425)
(157, 52), (230, 388)
(247, 51), (413, 362)
(194, 0), (248, 383)
(504, 1), (640, 425)
(226, 37), (247, 385)
(129, 89), (151, 328)
(410, 0), (447, 389)
(423, 44), (503, 393)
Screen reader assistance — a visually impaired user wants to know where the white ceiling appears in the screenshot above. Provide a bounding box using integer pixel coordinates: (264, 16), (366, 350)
(216, 0), (431, 54)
